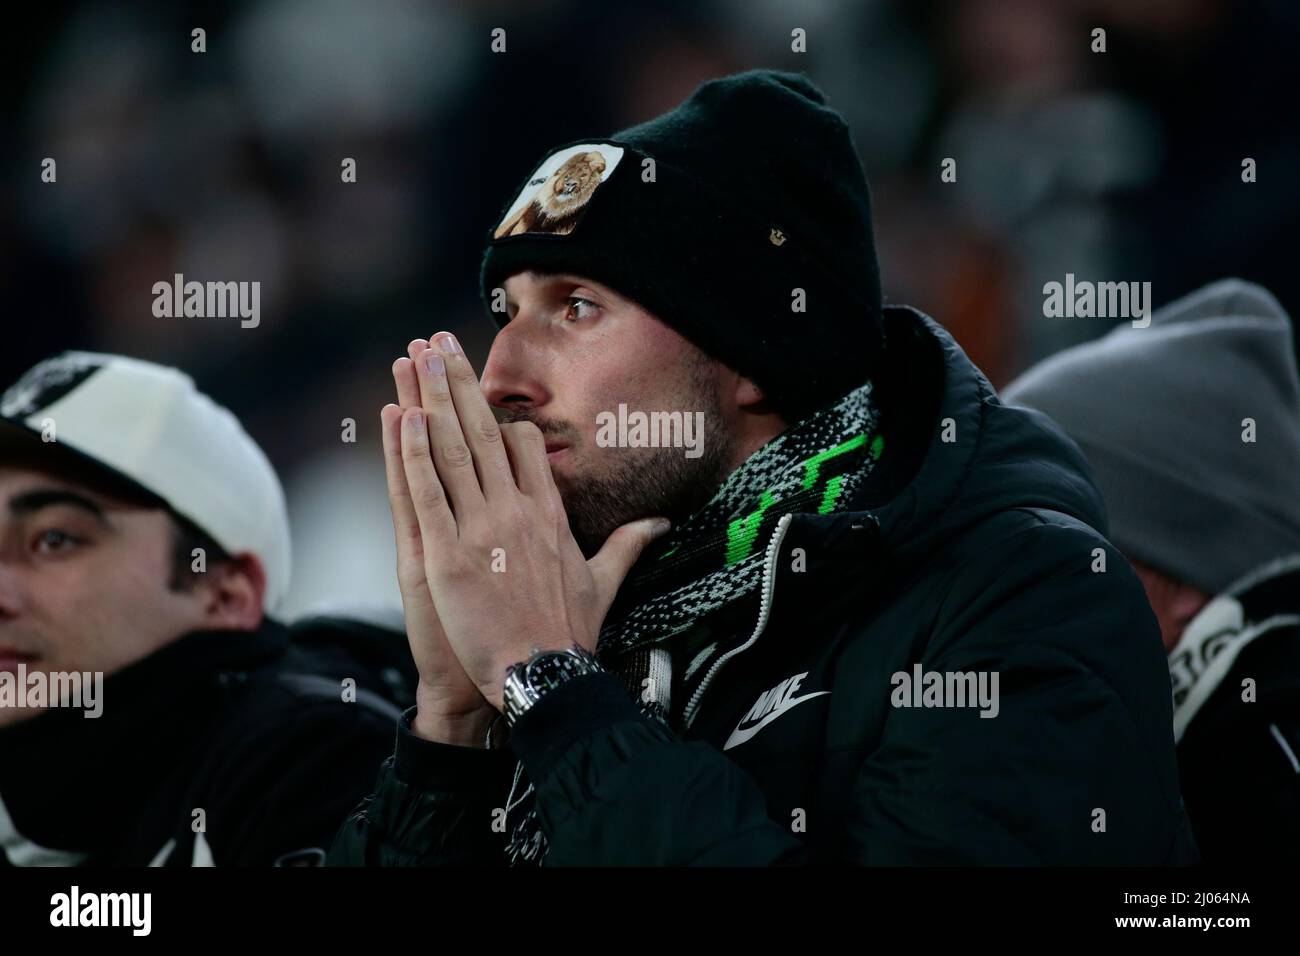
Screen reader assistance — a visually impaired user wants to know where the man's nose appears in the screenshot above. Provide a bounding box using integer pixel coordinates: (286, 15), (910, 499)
(481, 331), (548, 411)
(0, 562), (25, 620)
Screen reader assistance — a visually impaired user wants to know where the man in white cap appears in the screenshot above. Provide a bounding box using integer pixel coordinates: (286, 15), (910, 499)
(0, 351), (402, 866)
(1003, 278), (1300, 863)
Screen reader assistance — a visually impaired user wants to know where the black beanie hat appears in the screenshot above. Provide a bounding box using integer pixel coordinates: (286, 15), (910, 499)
(479, 70), (883, 422)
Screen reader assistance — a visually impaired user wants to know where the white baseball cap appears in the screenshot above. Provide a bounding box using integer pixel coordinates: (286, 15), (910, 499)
(0, 351), (291, 613)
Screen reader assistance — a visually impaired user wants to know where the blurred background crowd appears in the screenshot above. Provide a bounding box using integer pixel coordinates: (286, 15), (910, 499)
(5, 0), (1298, 617)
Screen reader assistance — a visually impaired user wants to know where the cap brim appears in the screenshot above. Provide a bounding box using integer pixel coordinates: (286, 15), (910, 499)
(0, 417), (168, 509)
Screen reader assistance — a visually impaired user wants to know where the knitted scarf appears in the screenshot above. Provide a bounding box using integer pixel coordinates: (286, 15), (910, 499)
(502, 380), (884, 864)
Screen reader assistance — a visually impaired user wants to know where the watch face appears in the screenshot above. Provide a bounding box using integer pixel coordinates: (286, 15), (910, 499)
(505, 647), (601, 726)
(526, 652), (585, 692)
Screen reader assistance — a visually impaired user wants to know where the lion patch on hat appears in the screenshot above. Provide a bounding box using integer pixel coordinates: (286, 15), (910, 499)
(494, 143), (624, 239)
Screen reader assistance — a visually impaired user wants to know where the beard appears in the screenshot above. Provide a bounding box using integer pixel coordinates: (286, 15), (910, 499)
(502, 366), (735, 556)
(558, 429), (733, 555)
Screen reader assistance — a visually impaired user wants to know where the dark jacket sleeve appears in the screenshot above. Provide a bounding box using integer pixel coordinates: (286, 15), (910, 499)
(507, 672), (805, 865)
(327, 707), (516, 866)
(195, 698), (398, 866)
(507, 517), (1197, 865)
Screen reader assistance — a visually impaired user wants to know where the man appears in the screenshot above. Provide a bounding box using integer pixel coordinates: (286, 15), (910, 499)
(331, 71), (1197, 865)
(0, 351), (404, 866)
(1003, 278), (1300, 863)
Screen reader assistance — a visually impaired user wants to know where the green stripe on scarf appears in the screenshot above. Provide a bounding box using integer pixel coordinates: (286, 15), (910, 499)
(725, 490), (776, 565)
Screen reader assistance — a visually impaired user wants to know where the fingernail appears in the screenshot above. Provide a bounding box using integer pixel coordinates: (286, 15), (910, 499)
(436, 332), (461, 354)
(426, 352), (445, 375)
(408, 409), (424, 429)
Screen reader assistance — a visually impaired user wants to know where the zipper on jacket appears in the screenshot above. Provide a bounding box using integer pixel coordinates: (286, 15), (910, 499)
(683, 512), (794, 728)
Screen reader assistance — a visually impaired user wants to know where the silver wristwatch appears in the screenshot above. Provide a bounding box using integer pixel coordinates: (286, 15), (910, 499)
(502, 644), (604, 727)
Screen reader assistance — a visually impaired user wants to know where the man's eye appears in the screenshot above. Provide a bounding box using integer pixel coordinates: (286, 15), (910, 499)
(565, 296), (598, 321)
(34, 530), (81, 554)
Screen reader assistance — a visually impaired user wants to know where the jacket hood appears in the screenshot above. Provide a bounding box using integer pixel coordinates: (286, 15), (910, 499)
(791, 304), (1108, 572)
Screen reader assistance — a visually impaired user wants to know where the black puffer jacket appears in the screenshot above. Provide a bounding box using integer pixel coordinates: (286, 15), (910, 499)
(330, 305), (1199, 866)
(0, 616), (407, 867)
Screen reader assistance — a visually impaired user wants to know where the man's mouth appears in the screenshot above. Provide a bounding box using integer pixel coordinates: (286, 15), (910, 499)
(0, 647), (38, 673)
(501, 414), (575, 462)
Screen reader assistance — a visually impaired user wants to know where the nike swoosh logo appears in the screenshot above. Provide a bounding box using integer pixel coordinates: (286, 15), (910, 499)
(723, 691), (830, 750)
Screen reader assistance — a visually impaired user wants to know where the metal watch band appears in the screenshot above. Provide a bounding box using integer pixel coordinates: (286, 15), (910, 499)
(502, 644), (603, 727)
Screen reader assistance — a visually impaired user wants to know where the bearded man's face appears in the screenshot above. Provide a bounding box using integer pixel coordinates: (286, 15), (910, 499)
(481, 272), (738, 555)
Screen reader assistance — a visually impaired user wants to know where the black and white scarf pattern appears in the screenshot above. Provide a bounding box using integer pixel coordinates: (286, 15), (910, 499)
(1169, 554), (1300, 743)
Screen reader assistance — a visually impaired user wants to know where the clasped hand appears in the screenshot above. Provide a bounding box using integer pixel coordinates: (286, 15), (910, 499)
(379, 332), (668, 737)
